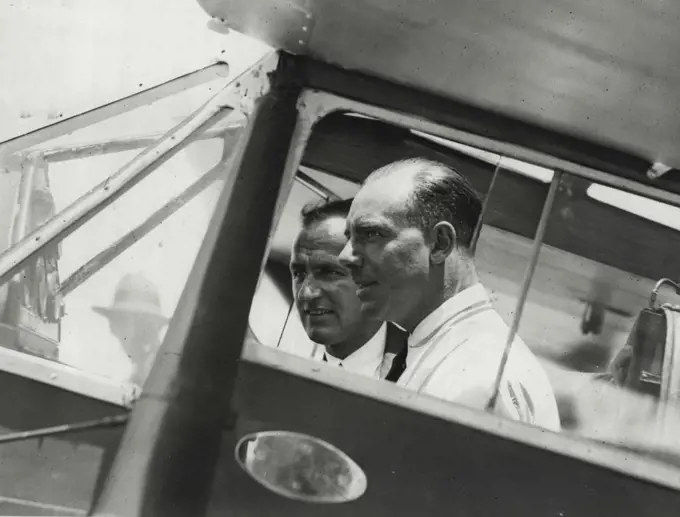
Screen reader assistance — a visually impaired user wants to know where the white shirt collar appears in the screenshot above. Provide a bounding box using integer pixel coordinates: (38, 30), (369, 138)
(408, 284), (491, 348)
(314, 323), (387, 377)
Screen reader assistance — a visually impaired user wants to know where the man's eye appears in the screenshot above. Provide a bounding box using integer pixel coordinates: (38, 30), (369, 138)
(365, 230), (380, 238)
(292, 270), (305, 280)
(320, 268), (344, 278)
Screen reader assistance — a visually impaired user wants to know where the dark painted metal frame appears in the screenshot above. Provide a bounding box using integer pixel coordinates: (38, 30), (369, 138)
(224, 346), (680, 517)
(0, 46), (677, 515)
(0, 44), (677, 514)
(295, 57), (680, 194)
(91, 51), (680, 517)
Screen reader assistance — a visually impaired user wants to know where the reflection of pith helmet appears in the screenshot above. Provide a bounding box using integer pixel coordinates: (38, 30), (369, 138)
(92, 273), (169, 325)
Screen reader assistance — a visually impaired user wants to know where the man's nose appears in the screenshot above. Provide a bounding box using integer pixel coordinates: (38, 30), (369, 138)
(338, 240), (360, 270)
(297, 277), (322, 301)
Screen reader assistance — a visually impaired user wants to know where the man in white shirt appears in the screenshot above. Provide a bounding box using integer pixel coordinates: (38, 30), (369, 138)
(290, 199), (407, 381)
(339, 158), (560, 430)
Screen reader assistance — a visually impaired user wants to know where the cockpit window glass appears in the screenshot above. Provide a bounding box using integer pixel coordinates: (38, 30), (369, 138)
(0, 76), (243, 392)
(249, 109), (680, 472)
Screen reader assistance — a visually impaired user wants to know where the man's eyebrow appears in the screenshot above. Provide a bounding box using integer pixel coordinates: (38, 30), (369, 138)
(353, 218), (391, 233)
(344, 216), (391, 238)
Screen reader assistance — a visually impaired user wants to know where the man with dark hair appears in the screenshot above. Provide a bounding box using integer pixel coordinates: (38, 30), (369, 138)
(340, 158), (560, 430)
(290, 198), (406, 380)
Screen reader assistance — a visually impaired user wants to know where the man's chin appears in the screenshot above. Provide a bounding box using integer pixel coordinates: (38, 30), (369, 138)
(306, 326), (340, 345)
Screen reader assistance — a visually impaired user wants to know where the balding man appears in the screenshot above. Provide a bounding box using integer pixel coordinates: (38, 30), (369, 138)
(339, 158), (560, 431)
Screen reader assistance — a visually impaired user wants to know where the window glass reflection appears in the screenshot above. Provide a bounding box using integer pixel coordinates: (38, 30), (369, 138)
(0, 79), (242, 391)
(514, 172), (680, 455)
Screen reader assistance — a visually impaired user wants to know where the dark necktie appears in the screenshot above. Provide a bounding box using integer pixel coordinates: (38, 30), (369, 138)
(321, 324), (407, 381)
(384, 323), (409, 382)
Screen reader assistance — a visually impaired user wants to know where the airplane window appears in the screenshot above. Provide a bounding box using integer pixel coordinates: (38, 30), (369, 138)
(0, 76), (243, 392)
(250, 109), (680, 470)
(510, 171), (680, 460)
(253, 112), (565, 423)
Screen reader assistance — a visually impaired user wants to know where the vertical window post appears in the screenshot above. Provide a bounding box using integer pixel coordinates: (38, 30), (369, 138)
(486, 170), (563, 411)
(92, 53), (305, 517)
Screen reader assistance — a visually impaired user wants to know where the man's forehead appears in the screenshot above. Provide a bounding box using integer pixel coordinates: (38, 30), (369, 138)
(291, 246), (342, 266)
(292, 217), (347, 259)
(352, 176), (411, 212)
(349, 180), (411, 224)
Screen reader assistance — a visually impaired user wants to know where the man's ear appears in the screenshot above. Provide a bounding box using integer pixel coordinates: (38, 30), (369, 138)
(430, 222), (457, 264)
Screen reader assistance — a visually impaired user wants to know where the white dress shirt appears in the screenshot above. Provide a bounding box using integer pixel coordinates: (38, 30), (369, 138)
(398, 284), (561, 431)
(312, 323), (388, 380)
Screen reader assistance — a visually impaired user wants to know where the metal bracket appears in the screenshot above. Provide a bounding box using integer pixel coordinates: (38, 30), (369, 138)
(649, 278), (680, 308)
(223, 51), (280, 116)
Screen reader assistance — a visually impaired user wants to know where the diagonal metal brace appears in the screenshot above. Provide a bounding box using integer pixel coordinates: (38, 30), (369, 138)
(0, 51), (278, 289)
(0, 414), (128, 445)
